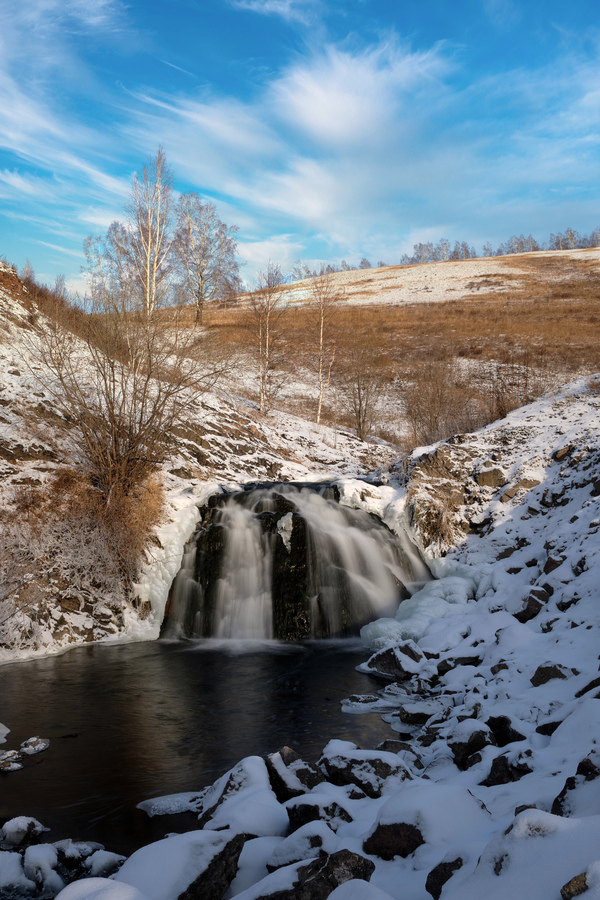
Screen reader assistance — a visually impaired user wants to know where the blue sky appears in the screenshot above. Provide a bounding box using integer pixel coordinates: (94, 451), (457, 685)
(1, 0), (599, 289)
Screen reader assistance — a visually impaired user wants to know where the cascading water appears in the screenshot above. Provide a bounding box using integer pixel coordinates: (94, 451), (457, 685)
(162, 484), (430, 641)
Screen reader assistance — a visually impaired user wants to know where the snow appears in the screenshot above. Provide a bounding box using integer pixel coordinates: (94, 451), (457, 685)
(0, 850), (35, 892)
(114, 831), (239, 900)
(5, 258), (600, 900)
(56, 880), (148, 900)
(0, 816), (48, 846)
(24, 844), (64, 893)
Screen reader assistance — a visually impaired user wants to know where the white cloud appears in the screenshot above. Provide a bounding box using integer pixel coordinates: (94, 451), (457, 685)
(227, 0), (320, 26)
(237, 235), (306, 279)
(270, 41), (449, 149)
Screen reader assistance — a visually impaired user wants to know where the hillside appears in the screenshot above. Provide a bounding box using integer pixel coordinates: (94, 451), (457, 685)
(3, 368), (600, 899)
(260, 247), (600, 307)
(0, 261), (393, 659)
(1, 252), (600, 899)
(206, 248), (600, 446)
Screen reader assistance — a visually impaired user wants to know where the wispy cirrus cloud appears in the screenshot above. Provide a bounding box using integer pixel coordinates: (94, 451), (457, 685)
(226, 0), (321, 25)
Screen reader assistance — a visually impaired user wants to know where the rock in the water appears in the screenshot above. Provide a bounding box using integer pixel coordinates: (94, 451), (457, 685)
(363, 641), (424, 681)
(195, 756), (288, 836)
(20, 737), (50, 756)
(0, 817), (49, 847)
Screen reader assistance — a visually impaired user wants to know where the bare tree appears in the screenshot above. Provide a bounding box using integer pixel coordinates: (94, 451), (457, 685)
(341, 342), (386, 441)
(125, 147), (175, 317)
(246, 262), (286, 414)
(436, 238), (451, 261)
(307, 269), (339, 424)
(84, 221), (136, 315)
(32, 288), (217, 505)
(174, 194), (239, 326)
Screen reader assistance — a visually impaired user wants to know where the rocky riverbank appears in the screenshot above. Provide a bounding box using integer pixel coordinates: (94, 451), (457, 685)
(1, 375), (599, 899)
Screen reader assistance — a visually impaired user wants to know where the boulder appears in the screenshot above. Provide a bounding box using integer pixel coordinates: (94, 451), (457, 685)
(363, 821), (424, 860)
(561, 872), (588, 899)
(318, 741), (411, 799)
(425, 857), (463, 900)
(286, 796), (354, 834)
(479, 753), (533, 787)
(266, 822), (338, 872)
(265, 747), (325, 802)
(551, 758), (600, 817)
(475, 467), (507, 489)
(250, 850), (375, 900)
(485, 716), (526, 748)
(530, 663), (571, 686)
(513, 595), (543, 624)
(195, 756), (288, 836)
(114, 831), (246, 900)
(448, 724), (496, 770)
(363, 641), (424, 681)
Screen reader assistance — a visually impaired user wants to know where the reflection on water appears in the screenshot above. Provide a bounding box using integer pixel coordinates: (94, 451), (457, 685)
(0, 639), (387, 855)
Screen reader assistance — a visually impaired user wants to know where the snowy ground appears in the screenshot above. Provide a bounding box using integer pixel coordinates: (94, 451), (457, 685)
(0, 261), (394, 661)
(255, 247), (600, 308)
(3, 257), (600, 899)
(2, 377), (599, 899)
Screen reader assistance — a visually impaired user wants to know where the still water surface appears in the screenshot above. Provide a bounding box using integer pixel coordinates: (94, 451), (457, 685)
(0, 639), (388, 854)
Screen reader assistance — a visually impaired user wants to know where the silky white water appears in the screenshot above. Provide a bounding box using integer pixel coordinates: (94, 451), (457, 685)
(164, 485), (430, 640)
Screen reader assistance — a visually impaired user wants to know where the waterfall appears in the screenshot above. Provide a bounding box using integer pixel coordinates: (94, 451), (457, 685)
(162, 484), (430, 641)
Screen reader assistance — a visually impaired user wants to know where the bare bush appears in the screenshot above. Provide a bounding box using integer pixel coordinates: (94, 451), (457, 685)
(402, 358), (481, 447)
(340, 342), (387, 441)
(30, 287), (222, 503)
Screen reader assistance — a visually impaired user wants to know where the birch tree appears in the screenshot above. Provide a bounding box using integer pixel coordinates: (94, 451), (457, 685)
(247, 262), (286, 413)
(173, 194), (239, 326)
(307, 269), (339, 424)
(125, 147), (175, 317)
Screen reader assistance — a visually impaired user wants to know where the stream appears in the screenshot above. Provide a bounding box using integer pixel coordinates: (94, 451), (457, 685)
(0, 639), (388, 856)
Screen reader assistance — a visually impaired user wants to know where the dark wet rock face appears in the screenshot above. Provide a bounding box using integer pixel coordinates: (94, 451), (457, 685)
(286, 797), (354, 833)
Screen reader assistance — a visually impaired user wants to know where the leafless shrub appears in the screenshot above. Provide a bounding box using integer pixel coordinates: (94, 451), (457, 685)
(339, 341), (388, 441)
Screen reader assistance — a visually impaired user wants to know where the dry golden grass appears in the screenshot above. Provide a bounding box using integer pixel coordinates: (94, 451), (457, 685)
(196, 252), (600, 445)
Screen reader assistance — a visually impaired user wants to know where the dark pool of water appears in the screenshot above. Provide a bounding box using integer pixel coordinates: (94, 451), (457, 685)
(0, 639), (389, 855)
